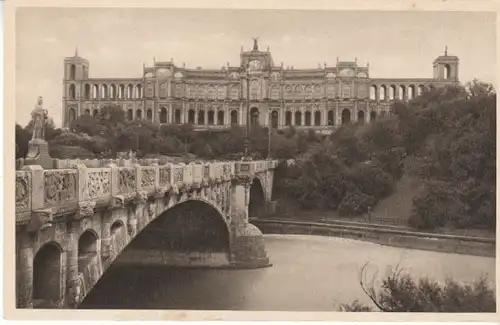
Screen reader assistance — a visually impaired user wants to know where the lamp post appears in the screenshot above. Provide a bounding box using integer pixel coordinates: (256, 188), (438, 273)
(243, 65), (251, 160)
(267, 111), (272, 159)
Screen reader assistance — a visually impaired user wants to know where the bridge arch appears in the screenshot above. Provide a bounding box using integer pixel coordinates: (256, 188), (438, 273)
(32, 242), (64, 306)
(78, 229), (99, 277)
(81, 198), (231, 306)
(249, 177), (266, 218)
(120, 199), (231, 264)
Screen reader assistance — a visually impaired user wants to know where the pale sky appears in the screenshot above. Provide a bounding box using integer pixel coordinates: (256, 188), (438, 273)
(15, 8), (496, 127)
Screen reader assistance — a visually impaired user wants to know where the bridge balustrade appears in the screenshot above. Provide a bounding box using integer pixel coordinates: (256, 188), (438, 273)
(15, 160), (277, 225)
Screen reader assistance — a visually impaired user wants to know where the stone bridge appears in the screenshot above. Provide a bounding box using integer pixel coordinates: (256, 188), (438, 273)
(15, 159), (278, 309)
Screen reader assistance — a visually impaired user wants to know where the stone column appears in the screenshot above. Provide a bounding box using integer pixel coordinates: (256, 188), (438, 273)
(100, 210), (112, 265)
(66, 220), (80, 308)
(354, 101), (358, 123)
(225, 105), (230, 126)
(127, 205), (138, 238)
(229, 162), (270, 269)
(279, 101), (284, 128)
(366, 103), (370, 123)
(16, 231), (33, 308)
(239, 102), (245, 126)
(263, 169), (277, 216)
(181, 101), (185, 124)
(322, 102), (328, 126)
(168, 103), (173, 124)
(335, 101), (341, 126)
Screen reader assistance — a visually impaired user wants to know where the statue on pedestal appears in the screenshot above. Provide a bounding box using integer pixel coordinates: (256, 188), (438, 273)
(252, 37), (259, 51)
(24, 96), (54, 169)
(30, 96), (48, 141)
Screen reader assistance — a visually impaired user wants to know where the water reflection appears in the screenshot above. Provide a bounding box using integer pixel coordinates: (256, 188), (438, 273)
(81, 235), (495, 311)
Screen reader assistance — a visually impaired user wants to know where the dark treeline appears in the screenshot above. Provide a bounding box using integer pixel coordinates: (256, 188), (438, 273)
(16, 105), (316, 161)
(16, 80), (496, 231)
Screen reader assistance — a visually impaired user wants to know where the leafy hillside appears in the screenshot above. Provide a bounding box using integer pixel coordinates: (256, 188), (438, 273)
(276, 80), (496, 232)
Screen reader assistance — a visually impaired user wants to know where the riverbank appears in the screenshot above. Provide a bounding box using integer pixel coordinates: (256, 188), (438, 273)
(251, 218), (496, 258)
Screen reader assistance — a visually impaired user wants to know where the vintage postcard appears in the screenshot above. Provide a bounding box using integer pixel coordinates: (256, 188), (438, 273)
(4, 0), (499, 322)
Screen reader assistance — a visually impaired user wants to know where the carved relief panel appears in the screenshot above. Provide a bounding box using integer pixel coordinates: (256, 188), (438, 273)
(339, 68), (355, 78)
(248, 60), (262, 71)
(16, 172), (31, 212)
(326, 72), (336, 79)
(87, 171), (111, 199)
(118, 168), (136, 193)
(44, 170), (77, 207)
(156, 68), (171, 78)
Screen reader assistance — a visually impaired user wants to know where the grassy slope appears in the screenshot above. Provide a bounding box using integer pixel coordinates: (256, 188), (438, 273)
(371, 173), (421, 222)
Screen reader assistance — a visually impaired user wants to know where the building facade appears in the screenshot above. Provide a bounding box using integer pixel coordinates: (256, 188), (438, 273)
(62, 39), (459, 132)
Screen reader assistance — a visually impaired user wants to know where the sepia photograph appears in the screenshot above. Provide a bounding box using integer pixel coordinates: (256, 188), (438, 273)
(7, 1), (498, 320)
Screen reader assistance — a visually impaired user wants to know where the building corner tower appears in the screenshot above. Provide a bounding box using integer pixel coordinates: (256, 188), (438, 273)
(433, 46), (459, 83)
(62, 47), (89, 127)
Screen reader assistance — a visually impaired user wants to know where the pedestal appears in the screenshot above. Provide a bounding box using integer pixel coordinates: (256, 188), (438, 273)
(230, 223), (271, 269)
(24, 139), (54, 169)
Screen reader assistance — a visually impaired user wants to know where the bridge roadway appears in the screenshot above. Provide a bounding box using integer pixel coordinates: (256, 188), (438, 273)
(15, 159), (278, 309)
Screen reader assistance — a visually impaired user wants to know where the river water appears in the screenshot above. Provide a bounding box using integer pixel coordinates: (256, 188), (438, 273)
(81, 234), (495, 311)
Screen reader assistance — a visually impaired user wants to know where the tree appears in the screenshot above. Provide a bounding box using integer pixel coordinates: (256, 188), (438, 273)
(15, 124), (30, 158)
(69, 115), (100, 136)
(115, 120), (158, 157)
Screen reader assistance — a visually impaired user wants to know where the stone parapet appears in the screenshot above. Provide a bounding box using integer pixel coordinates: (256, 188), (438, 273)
(52, 158), (162, 169)
(15, 160), (278, 226)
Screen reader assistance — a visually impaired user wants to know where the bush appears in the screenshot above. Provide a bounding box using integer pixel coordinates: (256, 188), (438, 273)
(338, 191), (377, 217)
(340, 263), (496, 312)
(339, 300), (373, 312)
(49, 145), (96, 159)
(409, 181), (469, 230)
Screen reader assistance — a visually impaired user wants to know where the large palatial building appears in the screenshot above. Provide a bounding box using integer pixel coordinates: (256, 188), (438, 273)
(62, 39), (459, 132)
